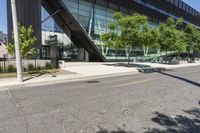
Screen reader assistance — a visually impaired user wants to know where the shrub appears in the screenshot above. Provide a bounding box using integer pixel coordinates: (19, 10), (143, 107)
(23, 67), (27, 72)
(0, 66), (2, 73)
(45, 62), (53, 70)
(7, 65), (16, 73)
(36, 66), (42, 70)
(27, 64), (35, 71)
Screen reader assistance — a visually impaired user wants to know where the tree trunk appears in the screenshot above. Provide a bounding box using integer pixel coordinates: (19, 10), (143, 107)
(187, 45), (191, 62)
(127, 48), (132, 66)
(115, 50), (118, 61)
(145, 46), (149, 56)
(157, 48), (160, 54)
(143, 45), (149, 57)
(105, 47), (109, 56)
(143, 45), (145, 57)
(127, 53), (130, 66)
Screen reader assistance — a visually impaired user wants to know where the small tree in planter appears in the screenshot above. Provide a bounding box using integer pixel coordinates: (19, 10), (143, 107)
(158, 18), (187, 62)
(101, 12), (148, 65)
(7, 24), (37, 58)
(140, 24), (160, 57)
(185, 24), (200, 62)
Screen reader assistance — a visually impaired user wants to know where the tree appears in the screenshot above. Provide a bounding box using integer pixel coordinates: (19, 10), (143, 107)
(102, 12), (148, 65)
(7, 24), (37, 58)
(140, 25), (160, 56)
(101, 22), (123, 58)
(158, 18), (186, 55)
(184, 24), (200, 59)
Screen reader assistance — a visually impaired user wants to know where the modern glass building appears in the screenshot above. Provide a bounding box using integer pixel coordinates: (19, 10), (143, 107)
(7, 0), (200, 62)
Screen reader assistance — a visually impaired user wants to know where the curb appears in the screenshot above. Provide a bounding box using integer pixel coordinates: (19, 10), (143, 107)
(0, 71), (139, 88)
(0, 63), (199, 88)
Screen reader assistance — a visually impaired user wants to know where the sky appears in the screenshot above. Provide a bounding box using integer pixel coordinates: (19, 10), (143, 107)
(0, 0), (7, 33)
(0, 0), (200, 34)
(182, 0), (200, 12)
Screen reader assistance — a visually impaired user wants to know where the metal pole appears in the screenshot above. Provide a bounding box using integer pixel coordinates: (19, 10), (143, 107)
(11, 0), (23, 82)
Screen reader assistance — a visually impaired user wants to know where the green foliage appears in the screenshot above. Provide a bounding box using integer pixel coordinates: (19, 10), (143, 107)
(7, 24), (37, 58)
(102, 12), (200, 62)
(158, 18), (186, 53)
(140, 25), (160, 56)
(36, 66), (43, 71)
(101, 12), (148, 64)
(45, 62), (53, 70)
(185, 24), (200, 53)
(27, 64), (35, 71)
(0, 66), (2, 73)
(7, 65), (16, 73)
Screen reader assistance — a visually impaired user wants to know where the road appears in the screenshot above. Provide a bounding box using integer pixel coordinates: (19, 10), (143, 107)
(0, 66), (200, 133)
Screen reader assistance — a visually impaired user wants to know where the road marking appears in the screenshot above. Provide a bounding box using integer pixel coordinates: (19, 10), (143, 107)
(111, 78), (155, 88)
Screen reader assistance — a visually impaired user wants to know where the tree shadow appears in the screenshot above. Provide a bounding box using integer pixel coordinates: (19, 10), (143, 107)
(103, 63), (173, 74)
(136, 65), (200, 87)
(96, 124), (134, 133)
(157, 71), (200, 87)
(103, 63), (151, 68)
(145, 108), (200, 133)
(96, 128), (134, 133)
(23, 71), (57, 82)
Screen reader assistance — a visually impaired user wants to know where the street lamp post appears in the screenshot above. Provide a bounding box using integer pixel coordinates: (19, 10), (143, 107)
(10, 0), (23, 82)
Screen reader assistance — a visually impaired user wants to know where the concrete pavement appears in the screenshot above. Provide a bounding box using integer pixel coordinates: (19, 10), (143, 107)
(0, 62), (200, 88)
(0, 66), (200, 133)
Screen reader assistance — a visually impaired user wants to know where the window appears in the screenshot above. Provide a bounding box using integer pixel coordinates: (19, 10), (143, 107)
(178, 1), (182, 9)
(175, 0), (178, 6)
(120, 6), (129, 14)
(182, 3), (186, 11)
(186, 6), (189, 13)
(109, 2), (119, 10)
(96, 0), (108, 7)
(169, 0), (174, 4)
(190, 7), (193, 14)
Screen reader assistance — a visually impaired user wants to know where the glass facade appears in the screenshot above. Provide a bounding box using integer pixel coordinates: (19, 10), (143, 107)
(60, 0), (159, 59)
(41, 7), (79, 60)
(41, 0), (200, 60)
(134, 0), (198, 26)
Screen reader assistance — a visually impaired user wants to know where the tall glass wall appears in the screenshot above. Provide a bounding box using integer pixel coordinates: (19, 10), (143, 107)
(41, 7), (79, 60)
(61, 0), (160, 60)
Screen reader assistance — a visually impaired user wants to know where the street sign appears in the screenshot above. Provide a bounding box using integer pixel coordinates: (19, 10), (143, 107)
(49, 35), (57, 45)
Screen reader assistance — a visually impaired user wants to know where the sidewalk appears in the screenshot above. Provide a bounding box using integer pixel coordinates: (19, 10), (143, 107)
(135, 61), (200, 69)
(0, 62), (200, 88)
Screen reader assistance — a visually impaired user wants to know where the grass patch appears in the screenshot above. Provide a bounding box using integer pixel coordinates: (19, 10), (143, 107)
(0, 69), (60, 79)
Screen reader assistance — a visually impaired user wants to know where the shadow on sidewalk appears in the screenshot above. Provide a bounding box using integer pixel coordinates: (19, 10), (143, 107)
(103, 63), (173, 74)
(23, 71), (56, 82)
(103, 63), (151, 68)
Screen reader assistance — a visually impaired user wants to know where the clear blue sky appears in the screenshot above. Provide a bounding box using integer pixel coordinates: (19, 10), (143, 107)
(0, 0), (200, 34)
(0, 0), (7, 33)
(182, 0), (200, 12)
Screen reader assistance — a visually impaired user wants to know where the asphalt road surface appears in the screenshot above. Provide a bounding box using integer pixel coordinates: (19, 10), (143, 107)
(0, 66), (200, 133)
